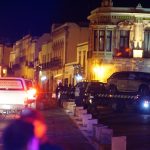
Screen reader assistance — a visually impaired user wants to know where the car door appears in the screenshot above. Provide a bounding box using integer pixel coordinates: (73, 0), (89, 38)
(117, 72), (129, 92)
(127, 73), (138, 92)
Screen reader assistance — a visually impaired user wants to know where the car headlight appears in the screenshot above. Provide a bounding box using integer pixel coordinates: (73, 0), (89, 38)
(89, 99), (93, 104)
(143, 101), (149, 108)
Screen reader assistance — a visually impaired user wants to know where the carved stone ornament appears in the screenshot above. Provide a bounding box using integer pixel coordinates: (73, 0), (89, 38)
(118, 20), (134, 29)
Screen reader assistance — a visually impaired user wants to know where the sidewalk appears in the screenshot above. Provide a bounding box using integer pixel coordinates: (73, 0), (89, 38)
(42, 107), (96, 150)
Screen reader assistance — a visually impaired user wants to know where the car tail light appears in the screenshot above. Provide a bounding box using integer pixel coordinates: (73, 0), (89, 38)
(27, 88), (37, 100)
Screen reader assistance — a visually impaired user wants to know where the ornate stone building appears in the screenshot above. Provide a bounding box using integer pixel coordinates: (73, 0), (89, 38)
(87, 0), (150, 82)
(38, 23), (89, 92)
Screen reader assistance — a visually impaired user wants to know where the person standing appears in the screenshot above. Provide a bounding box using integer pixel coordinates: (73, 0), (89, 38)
(55, 83), (63, 107)
(74, 86), (81, 106)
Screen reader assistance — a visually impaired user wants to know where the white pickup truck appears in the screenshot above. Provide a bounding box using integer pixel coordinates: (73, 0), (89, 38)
(0, 77), (37, 114)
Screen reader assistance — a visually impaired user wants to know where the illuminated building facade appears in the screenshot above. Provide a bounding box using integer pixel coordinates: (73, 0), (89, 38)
(0, 43), (12, 77)
(87, 0), (150, 82)
(10, 35), (37, 79)
(9, 34), (50, 81)
(50, 23), (88, 88)
(37, 23), (89, 92)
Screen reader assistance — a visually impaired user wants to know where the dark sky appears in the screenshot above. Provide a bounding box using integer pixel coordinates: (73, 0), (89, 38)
(0, 0), (148, 43)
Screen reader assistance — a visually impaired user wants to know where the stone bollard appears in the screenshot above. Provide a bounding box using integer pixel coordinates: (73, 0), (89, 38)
(81, 114), (92, 126)
(67, 102), (76, 112)
(112, 136), (126, 150)
(98, 128), (113, 150)
(63, 101), (76, 115)
(63, 101), (75, 109)
(62, 101), (68, 109)
(93, 124), (108, 141)
(75, 106), (84, 117)
(78, 109), (88, 118)
(86, 119), (98, 132)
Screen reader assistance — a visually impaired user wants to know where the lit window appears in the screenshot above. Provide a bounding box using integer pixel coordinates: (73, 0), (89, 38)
(94, 30), (112, 51)
(144, 29), (150, 57)
(106, 31), (112, 51)
(99, 30), (105, 51)
(119, 30), (129, 50)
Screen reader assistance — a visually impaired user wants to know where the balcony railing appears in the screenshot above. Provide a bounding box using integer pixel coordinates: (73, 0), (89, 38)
(12, 64), (20, 70)
(40, 57), (62, 70)
(19, 56), (26, 62)
(25, 61), (34, 68)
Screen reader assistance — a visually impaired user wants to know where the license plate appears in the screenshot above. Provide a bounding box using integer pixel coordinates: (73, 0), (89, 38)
(2, 105), (11, 109)
(90, 96), (94, 98)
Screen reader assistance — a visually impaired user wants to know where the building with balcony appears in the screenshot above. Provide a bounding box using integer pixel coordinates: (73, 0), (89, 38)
(75, 42), (88, 83)
(87, 0), (150, 82)
(10, 35), (37, 79)
(46, 23), (89, 89)
(9, 33), (50, 82)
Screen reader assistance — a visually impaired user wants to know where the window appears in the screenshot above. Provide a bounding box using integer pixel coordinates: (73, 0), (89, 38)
(115, 30), (130, 57)
(94, 30), (99, 51)
(119, 30), (129, 50)
(144, 30), (150, 54)
(79, 51), (81, 65)
(99, 30), (105, 51)
(94, 30), (112, 51)
(83, 51), (86, 69)
(0, 79), (24, 90)
(106, 31), (112, 51)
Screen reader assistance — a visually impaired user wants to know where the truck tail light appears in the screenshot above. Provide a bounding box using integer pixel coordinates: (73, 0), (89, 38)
(27, 88), (37, 100)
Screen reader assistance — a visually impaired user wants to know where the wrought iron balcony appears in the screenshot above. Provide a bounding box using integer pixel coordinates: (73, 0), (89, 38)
(40, 57), (62, 70)
(19, 56), (26, 62)
(12, 64), (20, 70)
(25, 61), (34, 68)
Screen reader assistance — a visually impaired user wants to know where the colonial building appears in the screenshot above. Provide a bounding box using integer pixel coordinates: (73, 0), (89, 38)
(0, 43), (12, 77)
(37, 23), (89, 92)
(76, 42), (88, 83)
(51, 23), (89, 87)
(9, 33), (50, 81)
(87, 0), (150, 82)
(10, 35), (37, 79)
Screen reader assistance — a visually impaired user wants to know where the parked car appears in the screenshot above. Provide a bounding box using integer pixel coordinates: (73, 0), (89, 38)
(106, 71), (150, 96)
(84, 81), (106, 98)
(75, 81), (106, 108)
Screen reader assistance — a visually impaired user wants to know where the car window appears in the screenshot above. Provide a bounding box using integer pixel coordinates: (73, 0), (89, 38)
(138, 73), (150, 81)
(128, 73), (136, 79)
(25, 80), (33, 90)
(86, 82), (104, 92)
(0, 79), (24, 90)
(110, 72), (129, 80)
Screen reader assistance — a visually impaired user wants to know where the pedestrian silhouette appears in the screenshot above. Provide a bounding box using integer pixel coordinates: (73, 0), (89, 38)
(2, 119), (39, 150)
(2, 108), (63, 150)
(20, 108), (63, 150)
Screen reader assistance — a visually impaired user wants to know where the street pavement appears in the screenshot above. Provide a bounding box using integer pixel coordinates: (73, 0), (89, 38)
(0, 107), (96, 150)
(41, 107), (96, 150)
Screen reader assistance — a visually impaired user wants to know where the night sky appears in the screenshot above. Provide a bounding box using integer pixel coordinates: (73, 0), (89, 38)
(0, 0), (148, 43)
